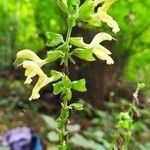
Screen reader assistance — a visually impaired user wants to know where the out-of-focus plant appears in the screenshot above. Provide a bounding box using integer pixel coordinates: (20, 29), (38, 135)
(110, 83), (145, 150)
(14, 0), (120, 149)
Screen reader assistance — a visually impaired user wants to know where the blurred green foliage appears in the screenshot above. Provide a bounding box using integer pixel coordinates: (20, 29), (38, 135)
(110, 0), (150, 86)
(0, 0), (66, 67)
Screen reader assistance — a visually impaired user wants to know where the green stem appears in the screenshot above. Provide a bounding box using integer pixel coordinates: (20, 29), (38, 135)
(58, 17), (75, 150)
(58, 98), (69, 150)
(66, 24), (72, 46)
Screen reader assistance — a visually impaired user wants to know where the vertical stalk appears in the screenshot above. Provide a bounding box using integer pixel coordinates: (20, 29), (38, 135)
(58, 17), (74, 150)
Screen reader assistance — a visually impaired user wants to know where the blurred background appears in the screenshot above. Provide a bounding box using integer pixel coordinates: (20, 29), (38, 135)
(0, 0), (150, 149)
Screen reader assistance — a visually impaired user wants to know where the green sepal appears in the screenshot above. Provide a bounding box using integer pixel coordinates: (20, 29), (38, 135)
(46, 50), (64, 63)
(69, 37), (87, 48)
(72, 79), (87, 92)
(57, 0), (68, 13)
(53, 81), (63, 95)
(79, 0), (94, 22)
(46, 32), (64, 47)
(67, 0), (80, 15)
(69, 56), (75, 64)
(50, 70), (63, 81)
(73, 48), (95, 61)
(70, 103), (84, 111)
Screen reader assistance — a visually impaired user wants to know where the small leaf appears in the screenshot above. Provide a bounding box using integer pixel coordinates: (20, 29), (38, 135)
(79, 0), (94, 22)
(72, 79), (87, 92)
(67, 124), (81, 133)
(118, 120), (132, 129)
(46, 32), (64, 47)
(70, 37), (87, 48)
(47, 131), (59, 142)
(69, 56), (75, 64)
(67, 0), (80, 14)
(138, 83), (145, 90)
(63, 89), (72, 101)
(73, 48), (95, 61)
(50, 70), (63, 81)
(41, 115), (57, 129)
(62, 76), (72, 89)
(46, 50), (63, 63)
(70, 103), (84, 111)
(57, 0), (68, 13)
(53, 81), (63, 95)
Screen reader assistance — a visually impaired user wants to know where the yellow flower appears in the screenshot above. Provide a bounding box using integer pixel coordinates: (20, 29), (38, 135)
(22, 61), (54, 100)
(93, 0), (105, 7)
(17, 49), (46, 67)
(87, 33), (114, 65)
(91, 0), (120, 33)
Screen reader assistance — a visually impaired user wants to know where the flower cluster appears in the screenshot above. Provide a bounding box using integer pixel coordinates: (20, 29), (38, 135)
(16, 50), (54, 100)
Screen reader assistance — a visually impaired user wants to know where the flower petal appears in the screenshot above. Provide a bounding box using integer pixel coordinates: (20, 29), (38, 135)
(17, 49), (46, 66)
(94, 45), (112, 55)
(23, 61), (46, 77)
(93, 0), (105, 7)
(90, 32), (113, 46)
(93, 49), (114, 65)
(29, 76), (53, 101)
(101, 0), (116, 12)
(91, 0), (120, 33)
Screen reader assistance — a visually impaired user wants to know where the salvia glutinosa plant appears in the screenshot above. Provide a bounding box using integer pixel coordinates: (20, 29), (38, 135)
(15, 0), (120, 149)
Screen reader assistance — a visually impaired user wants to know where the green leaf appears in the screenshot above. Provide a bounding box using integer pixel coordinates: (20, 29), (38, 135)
(46, 32), (64, 47)
(53, 81), (63, 95)
(70, 103), (84, 111)
(57, 0), (68, 13)
(73, 48), (95, 61)
(47, 131), (59, 142)
(62, 76), (72, 89)
(51, 70), (63, 81)
(63, 89), (72, 101)
(138, 83), (145, 90)
(41, 115), (57, 129)
(46, 50), (63, 62)
(70, 37), (87, 48)
(67, 0), (80, 14)
(79, 0), (94, 22)
(118, 120), (132, 129)
(72, 79), (87, 92)
(119, 112), (131, 120)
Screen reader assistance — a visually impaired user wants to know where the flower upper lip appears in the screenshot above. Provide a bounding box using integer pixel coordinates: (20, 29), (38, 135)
(91, 0), (120, 33)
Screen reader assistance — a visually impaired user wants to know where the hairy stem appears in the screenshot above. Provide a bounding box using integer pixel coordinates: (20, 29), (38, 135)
(58, 18), (74, 150)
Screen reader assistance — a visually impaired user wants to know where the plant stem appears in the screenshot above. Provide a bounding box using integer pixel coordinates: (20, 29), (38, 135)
(58, 18), (74, 150)
(63, 21), (73, 75)
(66, 24), (72, 46)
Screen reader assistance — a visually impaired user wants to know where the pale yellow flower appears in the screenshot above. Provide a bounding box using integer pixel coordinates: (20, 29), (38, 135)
(91, 0), (120, 33)
(22, 61), (53, 100)
(87, 33), (114, 64)
(17, 49), (46, 67)
(70, 33), (114, 64)
(93, 0), (105, 7)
